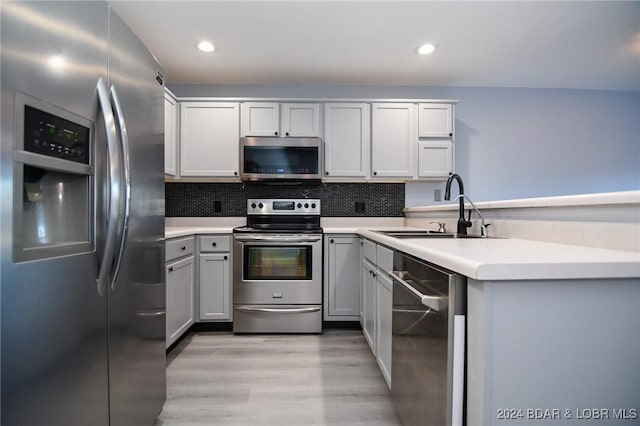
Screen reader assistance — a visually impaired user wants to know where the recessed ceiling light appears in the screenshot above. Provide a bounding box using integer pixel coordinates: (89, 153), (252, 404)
(416, 43), (436, 55)
(197, 41), (215, 53)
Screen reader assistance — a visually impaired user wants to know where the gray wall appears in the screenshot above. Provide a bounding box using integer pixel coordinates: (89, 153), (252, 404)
(169, 83), (640, 205)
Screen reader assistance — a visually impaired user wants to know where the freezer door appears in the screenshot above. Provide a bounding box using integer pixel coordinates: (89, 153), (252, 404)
(1, 2), (110, 426)
(106, 8), (167, 426)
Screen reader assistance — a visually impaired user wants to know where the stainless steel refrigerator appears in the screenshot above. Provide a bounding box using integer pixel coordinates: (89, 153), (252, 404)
(1, 2), (166, 425)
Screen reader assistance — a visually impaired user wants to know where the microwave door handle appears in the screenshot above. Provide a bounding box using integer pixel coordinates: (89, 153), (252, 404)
(95, 78), (123, 297)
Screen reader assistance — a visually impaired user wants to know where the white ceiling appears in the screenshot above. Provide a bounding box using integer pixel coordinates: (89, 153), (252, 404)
(109, 1), (640, 91)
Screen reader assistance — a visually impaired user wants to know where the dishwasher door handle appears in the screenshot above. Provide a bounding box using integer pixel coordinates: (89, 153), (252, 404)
(389, 270), (448, 312)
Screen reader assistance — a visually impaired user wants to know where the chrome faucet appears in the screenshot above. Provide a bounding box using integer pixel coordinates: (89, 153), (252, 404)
(455, 194), (491, 238)
(444, 173), (472, 234)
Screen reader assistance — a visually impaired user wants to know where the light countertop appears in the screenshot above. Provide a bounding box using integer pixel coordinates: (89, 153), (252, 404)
(166, 226), (236, 239)
(358, 228), (640, 281)
(165, 224), (639, 281)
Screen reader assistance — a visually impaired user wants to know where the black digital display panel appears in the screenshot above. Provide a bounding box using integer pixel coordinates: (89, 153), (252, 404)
(272, 201), (295, 211)
(24, 105), (90, 164)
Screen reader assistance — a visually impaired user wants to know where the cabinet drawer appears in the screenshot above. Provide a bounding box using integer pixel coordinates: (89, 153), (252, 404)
(376, 245), (393, 273)
(361, 238), (377, 263)
(199, 235), (231, 252)
(166, 236), (195, 262)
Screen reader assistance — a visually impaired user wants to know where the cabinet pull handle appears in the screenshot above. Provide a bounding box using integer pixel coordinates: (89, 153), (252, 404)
(181, 246), (186, 251)
(234, 171), (238, 176)
(212, 242), (217, 247)
(223, 255), (228, 260)
(325, 171), (329, 176)
(373, 172), (377, 176)
(274, 131), (278, 136)
(285, 132), (290, 136)
(449, 132), (453, 137)
(330, 239), (334, 243)
(168, 267), (174, 273)
(360, 241), (364, 245)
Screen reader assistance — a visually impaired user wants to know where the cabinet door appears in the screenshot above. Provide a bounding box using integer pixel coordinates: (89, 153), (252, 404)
(199, 253), (232, 321)
(180, 102), (240, 177)
(324, 235), (361, 320)
(376, 272), (393, 389)
(371, 103), (416, 178)
(241, 102), (280, 136)
(282, 103), (320, 137)
(166, 256), (195, 348)
(324, 103), (370, 178)
(418, 141), (454, 179)
(362, 259), (377, 355)
(164, 91), (178, 176)
(418, 103), (454, 138)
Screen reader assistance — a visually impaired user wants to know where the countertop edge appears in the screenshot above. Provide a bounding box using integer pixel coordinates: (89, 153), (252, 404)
(356, 229), (640, 281)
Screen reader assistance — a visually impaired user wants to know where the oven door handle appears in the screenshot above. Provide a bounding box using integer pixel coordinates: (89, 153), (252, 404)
(235, 306), (321, 314)
(234, 236), (322, 243)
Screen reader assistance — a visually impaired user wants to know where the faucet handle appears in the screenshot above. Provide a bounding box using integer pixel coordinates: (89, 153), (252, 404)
(480, 223), (491, 238)
(430, 222), (447, 233)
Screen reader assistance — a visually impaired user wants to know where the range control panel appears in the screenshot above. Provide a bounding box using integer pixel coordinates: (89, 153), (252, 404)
(247, 199), (321, 215)
(24, 105), (90, 164)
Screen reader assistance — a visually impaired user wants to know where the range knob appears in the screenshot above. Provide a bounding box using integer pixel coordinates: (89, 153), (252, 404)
(297, 203), (302, 208)
(258, 203), (264, 209)
(304, 203), (309, 208)
(251, 203), (257, 209)
(311, 203), (316, 209)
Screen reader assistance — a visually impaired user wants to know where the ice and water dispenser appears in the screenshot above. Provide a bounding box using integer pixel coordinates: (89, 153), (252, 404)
(13, 94), (93, 262)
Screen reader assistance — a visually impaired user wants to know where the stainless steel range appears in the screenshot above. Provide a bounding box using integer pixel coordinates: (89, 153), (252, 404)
(233, 199), (322, 333)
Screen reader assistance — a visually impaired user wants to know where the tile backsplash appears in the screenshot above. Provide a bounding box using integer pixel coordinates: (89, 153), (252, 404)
(165, 182), (405, 217)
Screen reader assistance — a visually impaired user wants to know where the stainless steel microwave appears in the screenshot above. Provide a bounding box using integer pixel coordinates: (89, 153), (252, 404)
(239, 137), (323, 182)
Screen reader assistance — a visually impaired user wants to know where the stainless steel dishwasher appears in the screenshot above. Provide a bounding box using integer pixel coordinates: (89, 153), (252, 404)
(390, 252), (466, 426)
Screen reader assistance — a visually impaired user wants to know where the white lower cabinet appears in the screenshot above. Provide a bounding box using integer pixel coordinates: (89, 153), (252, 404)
(198, 235), (232, 321)
(360, 238), (393, 388)
(199, 254), (231, 320)
(166, 237), (195, 348)
(362, 258), (377, 355)
(324, 235), (361, 321)
(376, 271), (393, 389)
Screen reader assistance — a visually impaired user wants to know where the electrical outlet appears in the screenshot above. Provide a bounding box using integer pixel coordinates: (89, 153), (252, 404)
(434, 189), (442, 202)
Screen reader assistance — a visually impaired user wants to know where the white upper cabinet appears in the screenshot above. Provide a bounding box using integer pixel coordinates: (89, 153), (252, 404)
(282, 103), (321, 137)
(164, 90), (178, 176)
(418, 103), (454, 138)
(323, 103), (370, 178)
(180, 102), (240, 177)
(241, 102), (320, 137)
(418, 141), (454, 179)
(241, 102), (280, 136)
(371, 103), (417, 178)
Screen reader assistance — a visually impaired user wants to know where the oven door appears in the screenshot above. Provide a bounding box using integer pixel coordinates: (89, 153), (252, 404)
(233, 234), (322, 305)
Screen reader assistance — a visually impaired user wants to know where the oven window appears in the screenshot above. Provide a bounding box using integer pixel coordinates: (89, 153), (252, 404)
(244, 246), (312, 280)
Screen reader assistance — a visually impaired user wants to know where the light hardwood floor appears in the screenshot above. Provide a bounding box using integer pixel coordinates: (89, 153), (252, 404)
(155, 330), (401, 426)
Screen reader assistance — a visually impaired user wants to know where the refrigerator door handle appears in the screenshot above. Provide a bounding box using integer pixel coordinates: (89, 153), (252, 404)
(109, 85), (131, 291)
(95, 77), (123, 297)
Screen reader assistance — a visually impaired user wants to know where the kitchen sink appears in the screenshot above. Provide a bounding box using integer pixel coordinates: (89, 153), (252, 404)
(374, 230), (490, 239)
